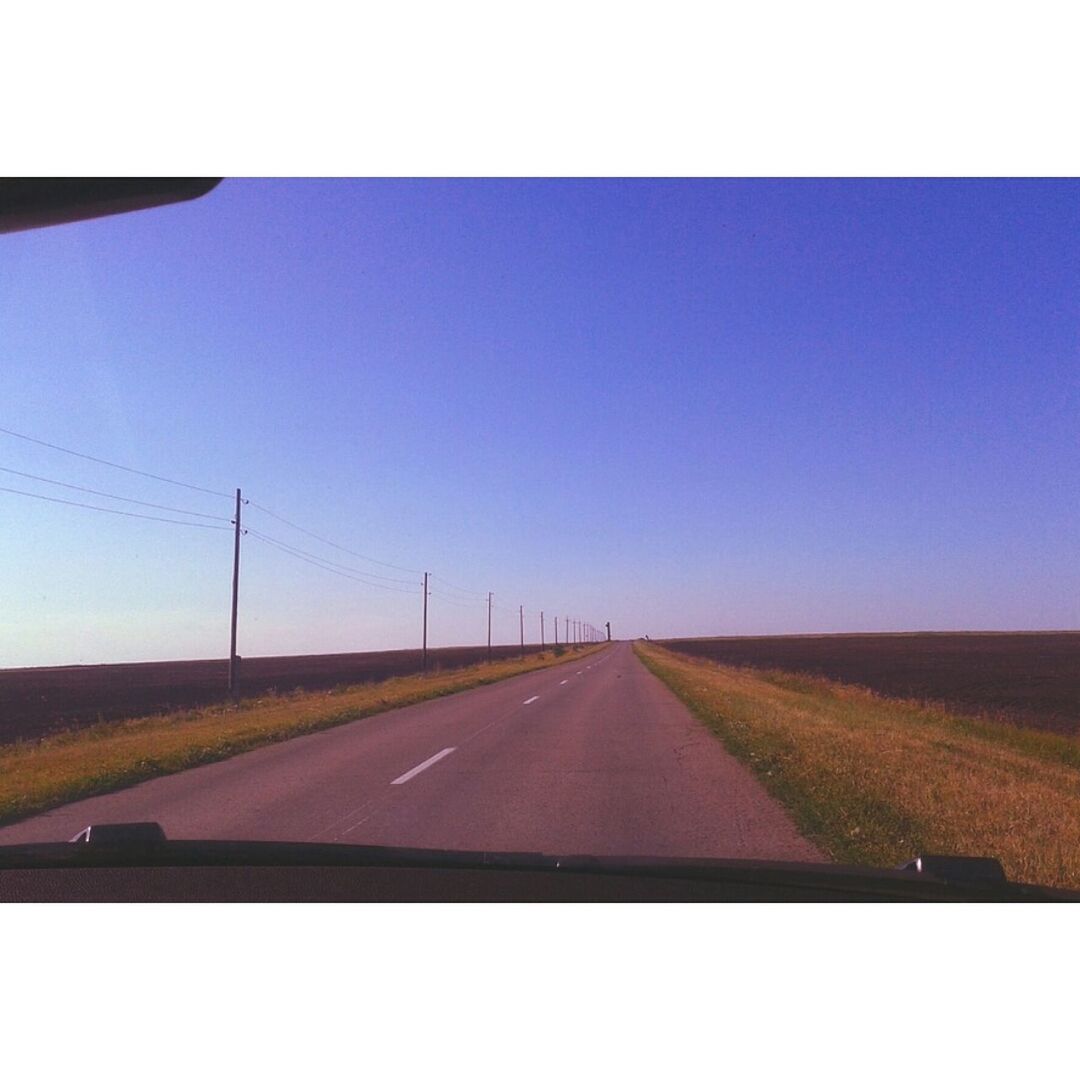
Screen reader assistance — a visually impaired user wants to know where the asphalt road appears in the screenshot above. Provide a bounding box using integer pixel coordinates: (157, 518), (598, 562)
(0, 641), (821, 861)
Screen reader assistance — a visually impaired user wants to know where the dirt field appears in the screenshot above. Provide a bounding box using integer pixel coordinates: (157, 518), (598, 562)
(659, 633), (1080, 734)
(0, 644), (556, 744)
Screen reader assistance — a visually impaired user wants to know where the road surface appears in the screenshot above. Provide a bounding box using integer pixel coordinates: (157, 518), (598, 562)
(0, 641), (821, 861)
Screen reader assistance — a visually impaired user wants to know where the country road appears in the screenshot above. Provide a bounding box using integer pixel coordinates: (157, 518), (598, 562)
(0, 642), (821, 861)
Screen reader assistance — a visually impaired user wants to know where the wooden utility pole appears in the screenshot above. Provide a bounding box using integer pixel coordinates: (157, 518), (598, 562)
(606, 621), (611, 641)
(422, 571), (429, 672)
(228, 487), (242, 698)
(487, 592), (493, 661)
(519, 604), (524, 658)
(540, 610), (545, 649)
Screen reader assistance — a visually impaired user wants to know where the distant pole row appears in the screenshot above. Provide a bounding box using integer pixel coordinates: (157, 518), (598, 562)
(225, 502), (608, 700)
(412, 587), (605, 666)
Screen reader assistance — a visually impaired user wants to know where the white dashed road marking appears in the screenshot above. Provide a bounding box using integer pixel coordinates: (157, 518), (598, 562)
(523, 695), (539, 705)
(390, 747), (456, 785)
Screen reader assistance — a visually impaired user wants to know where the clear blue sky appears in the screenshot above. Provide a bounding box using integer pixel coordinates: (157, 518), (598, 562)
(2, 178), (1078, 666)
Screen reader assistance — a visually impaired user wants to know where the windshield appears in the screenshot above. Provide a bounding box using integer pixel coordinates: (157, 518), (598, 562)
(2, 178), (1079, 890)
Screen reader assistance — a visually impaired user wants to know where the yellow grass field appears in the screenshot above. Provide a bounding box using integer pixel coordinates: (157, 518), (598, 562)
(0, 644), (605, 828)
(636, 641), (1080, 890)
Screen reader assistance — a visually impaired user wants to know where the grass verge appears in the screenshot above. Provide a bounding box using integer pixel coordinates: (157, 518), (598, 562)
(635, 641), (1080, 889)
(0, 644), (606, 829)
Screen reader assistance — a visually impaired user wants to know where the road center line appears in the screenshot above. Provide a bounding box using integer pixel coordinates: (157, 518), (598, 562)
(559, 679), (568, 685)
(390, 747), (456, 785)
(523, 695), (539, 705)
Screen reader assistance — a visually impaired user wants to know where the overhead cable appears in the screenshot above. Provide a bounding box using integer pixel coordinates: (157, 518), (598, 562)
(430, 573), (488, 598)
(245, 528), (418, 585)
(247, 530), (418, 593)
(246, 500), (423, 575)
(0, 484), (232, 529)
(0, 425), (232, 499)
(0, 465), (231, 521)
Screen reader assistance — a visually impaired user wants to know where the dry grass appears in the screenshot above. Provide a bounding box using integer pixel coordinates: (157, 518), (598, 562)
(0, 645), (606, 828)
(635, 642), (1080, 889)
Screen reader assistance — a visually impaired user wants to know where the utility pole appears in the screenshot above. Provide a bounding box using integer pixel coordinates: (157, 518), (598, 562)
(606, 621), (611, 641)
(540, 611), (545, 649)
(519, 604), (524, 658)
(554, 615), (558, 645)
(422, 571), (429, 673)
(487, 592), (493, 662)
(228, 487), (242, 698)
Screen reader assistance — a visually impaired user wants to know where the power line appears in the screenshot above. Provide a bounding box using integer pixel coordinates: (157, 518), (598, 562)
(0, 428), (571, 638)
(0, 465), (231, 521)
(247, 529), (418, 593)
(0, 425), (232, 499)
(251, 532), (410, 591)
(0, 484), (232, 529)
(430, 573), (487, 598)
(428, 589), (487, 610)
(245, 528), (419, 584)
(246, 500), (423, 575)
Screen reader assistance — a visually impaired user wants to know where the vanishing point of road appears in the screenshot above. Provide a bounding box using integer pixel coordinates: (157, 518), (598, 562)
(0, 641), (821, 861)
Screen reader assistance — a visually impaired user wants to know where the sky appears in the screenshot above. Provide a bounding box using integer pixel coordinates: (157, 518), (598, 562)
(1, 178), (1079, 666)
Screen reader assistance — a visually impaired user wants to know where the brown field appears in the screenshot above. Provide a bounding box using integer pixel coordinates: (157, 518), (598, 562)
(659, 632), (1080, 734)
(0, 643), (564, 745)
